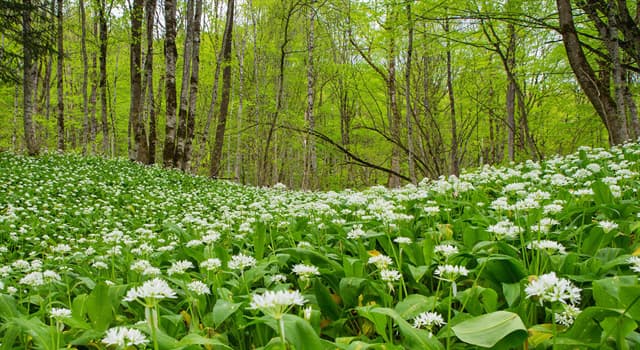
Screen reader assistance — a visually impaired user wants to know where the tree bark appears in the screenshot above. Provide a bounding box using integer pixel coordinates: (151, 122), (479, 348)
(210, 0), (234, 178)
(162, 0), (178, 166)
(96, 0), (110, 155)
(556, 0), (628, 145)
(302, 0), (317, 189)
(446, 20), (459, 176)
(22, 0), (38, 156)
(405, 2), (416, 184)
(181, 0), (203, 170)
(130, 0), (148, 163)
(143, 0), (157, 163)
(191, 0), (222, 173)
(80, 0), (89, 154)
(174, 0), (195, 168)
(56, 0), (64, 152)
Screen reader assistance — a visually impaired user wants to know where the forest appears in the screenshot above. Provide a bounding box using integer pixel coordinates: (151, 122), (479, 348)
(1, 0), (639, 189)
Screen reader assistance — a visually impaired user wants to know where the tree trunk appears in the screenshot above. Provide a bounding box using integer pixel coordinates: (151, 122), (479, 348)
(446, 20), (459, 176)
(130, 0), (148, 163)
(80, 0), (90, 154)
(97, 0), (109, 155)
(235, 32), (246, 182)
(210, 0), (234, 178)
(302, 0), (317, 189)
(556, 0), (628, 145)
(405, 2), (416, 184)
(56, 0), (64, 152)
(387, 35), (402, 188)
(174, 0), (195, 168)
(162, 0), (178, 166)
(182, 0), (203, 171)
(191, 0), (222, 173)
(143, 0), (157, 163)
(22, 0), (38, 156)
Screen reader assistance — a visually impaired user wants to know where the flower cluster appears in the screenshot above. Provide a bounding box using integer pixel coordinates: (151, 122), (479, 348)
(250, 290), (306, 319)
(525, 272), (581, 306)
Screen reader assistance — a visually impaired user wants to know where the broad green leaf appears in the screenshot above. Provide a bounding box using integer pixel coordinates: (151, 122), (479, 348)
(339, 277), (367, 307)
(407, 265), (429, 282)
(178, 333), (233, 349)
(212, 299), (242, 327)
(478, 255), (526, 284)
(452, 311), (527, 348)
(314, 279), (341, 320)
(87, 282), (113, 331)
(394, 294), (437, 319)
(282, 314), (326, 350)
(501, 282), (521, 307)
(360, 306), (444, 349)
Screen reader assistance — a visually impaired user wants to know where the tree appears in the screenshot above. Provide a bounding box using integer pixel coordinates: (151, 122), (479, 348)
(556, 0), (628, 145)
(210, 0), (234, 178)
(129, 0), (149, 163)
(162, 0), (178, 166)
(56, 0), (64, 152)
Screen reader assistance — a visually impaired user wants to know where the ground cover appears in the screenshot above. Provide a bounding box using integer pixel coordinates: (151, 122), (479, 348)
(2, 143), (640, 349)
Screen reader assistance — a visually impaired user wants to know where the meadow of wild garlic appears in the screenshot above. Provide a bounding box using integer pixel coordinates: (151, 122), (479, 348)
(2, 143), (640, 349)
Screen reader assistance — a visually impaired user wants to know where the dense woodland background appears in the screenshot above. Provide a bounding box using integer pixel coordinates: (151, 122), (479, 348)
(1, 0), (639, 189)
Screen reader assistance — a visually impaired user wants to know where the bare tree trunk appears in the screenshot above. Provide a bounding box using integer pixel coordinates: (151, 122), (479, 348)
(302, 0), (317, 189)
(130, 0), (149, 163)
(557, 0), (628, 145)
(387, 36), (402, 188)
(80, 0), (90, 154)
(97, 0), (110, 155)
(210, 0), (234, 178)
(174, 0), (195, 168)
(162, 0), (178, 166)
(446, 20), (459, 176)
(625, 79), (640, 138)
(56, 0), (64, 152)
(90, 43), (98, 154)
(191, 0), (222, 173)
(182, 0), (203, 170)
(23, 0), (39, 156)
(235, 32), (246, 182)
(260, 2), (298, 185)
(609, 6), (630, 140)
(505, 24), (516, 161)
(405, 2), (416, 184)
(143, 0), (157, 163)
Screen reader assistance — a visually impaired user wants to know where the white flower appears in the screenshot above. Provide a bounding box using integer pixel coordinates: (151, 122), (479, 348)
(347, 224), (366, 239)
(228, 253), (257, 271)
(526, 240), (566, 255)
(50, 307), (72, 319)
(394, 237), (412, 244)
(200, 258), (222, 271)
(434, 264), (469, 281)
(187, 281), (210, 296)
(368, 255), (393, 269)
(598, 220), (619, 233)
(487, 220), (523, 240)
(380, 269), (402, 282)
(554, 304), (581, 326)
(250, 290), (306, 319)
(102, 327), (149, 348)
(412, 311), (445, 337)
(167, 260), (194, 276)
(434, 244), (458, 258)
(123, 278), (177, 304)
(627, 256), (640, 273)
(292, 264), (320, 279)
(270, 274), (288, 283)
(525, 272), (581, 305)
(413, 311), (446, 329)
(19, 271), (44, 287)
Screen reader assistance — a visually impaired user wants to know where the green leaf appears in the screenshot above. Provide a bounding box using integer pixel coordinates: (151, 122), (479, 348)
(211, 299), (242, 328)
(282, 314), (326, 350)
(254, 222), (267, 260)
(87, 282), (113, 331)
(339, 277), (367, 307)
(314, 279), (341, 320)
(408, 265), (429, 282)
(394, 294), (437, 319)
(501, 282), (521, 307)
(0, 295), (20, 319)
(452, 311), (527, 348)
(360, 306), (444, 349)
(178, 333), (233, 349)
(478, 255), (526, 284)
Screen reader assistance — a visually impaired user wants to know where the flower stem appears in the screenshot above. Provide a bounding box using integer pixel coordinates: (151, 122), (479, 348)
(279, 317), (287, 350)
